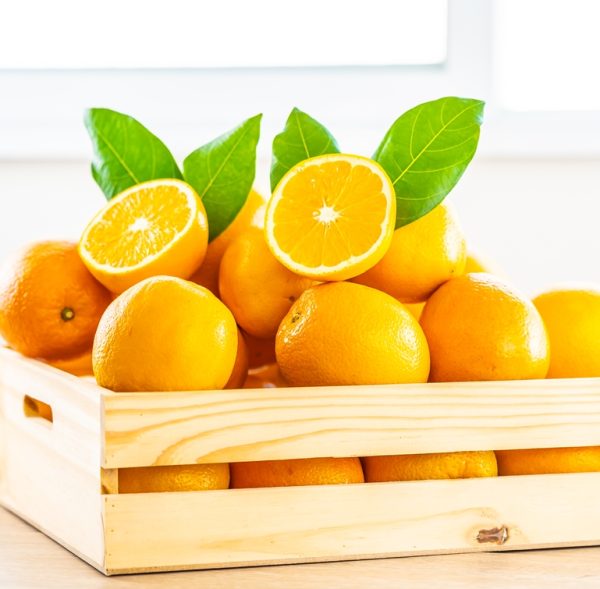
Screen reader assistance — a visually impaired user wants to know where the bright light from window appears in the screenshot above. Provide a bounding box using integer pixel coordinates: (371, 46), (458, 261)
(495, 0), (600, 111)
(0, 0), (447, 69)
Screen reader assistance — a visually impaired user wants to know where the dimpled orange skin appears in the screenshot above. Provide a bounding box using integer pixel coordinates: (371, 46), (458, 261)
(230, 457), (364, 488)
(190, 189), (265, 296)
(353, 203), (467, 303)
(219, 228), (316, 339)
(363, 451), (497, 482)
(276, 282), (430, 387)
(225, 330), (249, 389)
(93, 276), (237, 392)
(420, 273), (550, 382)
(496, 447), (600, 476)
(0, 241), (112, 360)
(119, 463), (230, 493)
(533, 287), (600, 378)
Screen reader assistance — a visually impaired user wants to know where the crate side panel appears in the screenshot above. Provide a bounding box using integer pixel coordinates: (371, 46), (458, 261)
(104, 472), (600, 573)
(102, 378), (600, 468)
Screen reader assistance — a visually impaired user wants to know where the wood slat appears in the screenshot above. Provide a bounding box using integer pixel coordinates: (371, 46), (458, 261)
(103, 471), (600, 574)
(102, 377), (600, 468)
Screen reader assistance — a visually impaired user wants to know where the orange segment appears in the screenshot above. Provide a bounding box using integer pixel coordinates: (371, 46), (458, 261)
(79, 179), (208, 293)
(265, 154), (396, 280)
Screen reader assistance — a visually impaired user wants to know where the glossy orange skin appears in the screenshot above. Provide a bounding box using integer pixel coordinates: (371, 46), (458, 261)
(533, 287), (600, 378)
(363, 451), (497, 482)
(353, 203), (467, 303)
(225, 330), (249, 389)
(190, 189), (265, 296)
(93, 276), (237, 392)
(230, 457), (364, 488)
(219, 229), (316, 339)
(276, 282), (430, 387)
(0, 241), (112, 359)
(496, 447), (600, 476)
(420, 273), (550, 382)
(119, 463), (230, 493)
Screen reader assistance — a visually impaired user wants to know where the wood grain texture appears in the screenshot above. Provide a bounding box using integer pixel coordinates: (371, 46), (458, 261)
(102, 376), (600, 468)
(103, 472), (600, 574)
(2, 508), (600, 589)
(0, 348), (106, 570)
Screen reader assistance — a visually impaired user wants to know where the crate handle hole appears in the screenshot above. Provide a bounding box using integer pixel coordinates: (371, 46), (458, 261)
(23, 395), (53, 423)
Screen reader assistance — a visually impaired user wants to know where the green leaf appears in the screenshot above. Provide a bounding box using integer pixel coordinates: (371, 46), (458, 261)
(374, 97), (485, 228)
(84, 108), (182, 199)
(183, 114), (262, 241)
(270, 108), (340, 191)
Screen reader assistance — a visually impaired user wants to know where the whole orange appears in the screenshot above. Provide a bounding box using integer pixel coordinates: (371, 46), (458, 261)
(363, 451), (497, 482)
(353, 202), (466, 303)
(276, 282), (430, 387)
(93, 276), (237, 392)
(533, 287), (600, 378)
(119, 463), (230, 493)
(496, 447), (600, 476)
(0, 241), (112, 359)
(190, 189), (265, 295)
(420, 273), (550, 382)
(219, 228), (316, 339)
(230, 457), (364, 488)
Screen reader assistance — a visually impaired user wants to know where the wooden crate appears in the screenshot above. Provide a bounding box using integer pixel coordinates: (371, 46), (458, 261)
(1, 347), (600, 575)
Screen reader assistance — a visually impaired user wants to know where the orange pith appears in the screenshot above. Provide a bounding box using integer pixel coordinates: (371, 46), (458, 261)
(79, 179), (208, 293)
(265, 155), (395, 280)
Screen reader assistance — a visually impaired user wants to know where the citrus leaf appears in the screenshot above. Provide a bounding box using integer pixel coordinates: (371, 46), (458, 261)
(374, 97), (484, 228)
(271, 108), (340, 191)
(183, 114), (262, 241)
(84, 108), (182, 199)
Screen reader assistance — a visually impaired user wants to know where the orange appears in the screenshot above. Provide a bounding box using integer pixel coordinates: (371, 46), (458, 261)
(219, 229), (316, 338)
(405, 302), (425, 321)
(363, 451), (497, 482)
(44, 348), (93, 377)
(244, 363), (288, 388)
(533, 287), (600, 378)
(230, 457), (364, 488)
(119, 463), (229, 493)
(353, 202), (466, 303)
(265, 154), (396, 281)
(276, 282), (430, 387)
(496, 447), (600, 476)
(93, 276), (237, 392)
(465, 251), (495, 274)
(244, 332), (276, 369)
(190, 189), (265, 295)
(0, 241), (111, 360)
(420, 273), (549, 382)
(225, 330), (249, 389)
(79, 179), (208, 293)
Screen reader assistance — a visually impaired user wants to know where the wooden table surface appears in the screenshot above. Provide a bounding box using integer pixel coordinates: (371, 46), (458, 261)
(2, 509), (600, 588)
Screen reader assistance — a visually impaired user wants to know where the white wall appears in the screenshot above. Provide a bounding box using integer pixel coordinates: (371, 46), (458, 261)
(0, 158), (598, 296)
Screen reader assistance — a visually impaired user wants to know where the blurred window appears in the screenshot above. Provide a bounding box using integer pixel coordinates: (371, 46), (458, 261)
(0, 0), (447, 68)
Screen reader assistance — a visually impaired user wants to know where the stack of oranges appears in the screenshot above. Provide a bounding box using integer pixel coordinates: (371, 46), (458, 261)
(1, 154), (599, 493)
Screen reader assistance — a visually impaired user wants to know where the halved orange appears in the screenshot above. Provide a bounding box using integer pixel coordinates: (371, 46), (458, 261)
(79, 179), (208, 293)
(264, 154), (396, 280)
